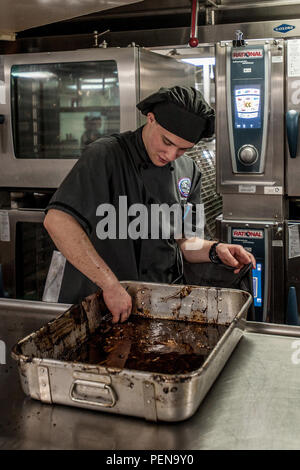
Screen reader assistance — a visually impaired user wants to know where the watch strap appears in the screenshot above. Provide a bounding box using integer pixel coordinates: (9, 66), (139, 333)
(209, 242), (222, 264)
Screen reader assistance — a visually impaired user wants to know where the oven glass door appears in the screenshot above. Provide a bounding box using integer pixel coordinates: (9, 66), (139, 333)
(11, 60), (120, 159)
(15, 221), (56, 300)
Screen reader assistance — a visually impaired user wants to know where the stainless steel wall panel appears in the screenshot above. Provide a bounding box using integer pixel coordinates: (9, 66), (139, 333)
(138, 49), (195, 127)
(221, 194), (285, 221)
(198, 19), (300, 45)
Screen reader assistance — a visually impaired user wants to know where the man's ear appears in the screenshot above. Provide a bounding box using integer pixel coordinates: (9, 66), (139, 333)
(147, 112), (155, 124)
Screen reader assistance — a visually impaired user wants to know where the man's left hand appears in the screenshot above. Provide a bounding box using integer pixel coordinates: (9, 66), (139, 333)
(215, 243), (256, 274)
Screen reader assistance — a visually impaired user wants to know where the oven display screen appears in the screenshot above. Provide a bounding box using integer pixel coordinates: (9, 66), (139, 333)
(252, 262), (263, 307)
(234, 85), (261, 129)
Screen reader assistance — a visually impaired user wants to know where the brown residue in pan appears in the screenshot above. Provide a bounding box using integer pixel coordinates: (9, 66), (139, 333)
(67, 315), (228, 375)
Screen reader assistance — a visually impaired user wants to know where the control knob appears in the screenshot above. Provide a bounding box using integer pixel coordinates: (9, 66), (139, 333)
(238, 145), (258, 165)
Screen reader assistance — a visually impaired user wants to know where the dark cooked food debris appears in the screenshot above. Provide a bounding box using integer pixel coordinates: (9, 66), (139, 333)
(68, 316), (228, 374)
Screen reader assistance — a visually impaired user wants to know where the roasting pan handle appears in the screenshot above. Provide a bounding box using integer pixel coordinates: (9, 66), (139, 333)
(69, 379), (117, 408)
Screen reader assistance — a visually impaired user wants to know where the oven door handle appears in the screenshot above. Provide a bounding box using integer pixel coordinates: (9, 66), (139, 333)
(286, 109), (299, 158)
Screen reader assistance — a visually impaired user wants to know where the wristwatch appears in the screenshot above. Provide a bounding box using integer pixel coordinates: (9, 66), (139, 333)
(209, 242), (222, 264)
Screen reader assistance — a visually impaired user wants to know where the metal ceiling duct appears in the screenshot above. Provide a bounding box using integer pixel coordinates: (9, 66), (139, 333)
(208, 0), (300, 8)
(0, 0), (143, 38)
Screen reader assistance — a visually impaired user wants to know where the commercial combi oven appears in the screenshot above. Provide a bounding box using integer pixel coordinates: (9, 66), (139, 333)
(0, 46), (194, 189)
(216, 37), (300, 324)
(0, 208), (55, 300)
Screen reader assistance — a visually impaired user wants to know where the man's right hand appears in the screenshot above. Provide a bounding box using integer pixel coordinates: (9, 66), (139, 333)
(103, 283), (132, 323)
(44, 210), (132, 321)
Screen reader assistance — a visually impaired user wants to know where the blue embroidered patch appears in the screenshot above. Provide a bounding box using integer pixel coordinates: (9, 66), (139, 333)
(178, 177), (191, 198)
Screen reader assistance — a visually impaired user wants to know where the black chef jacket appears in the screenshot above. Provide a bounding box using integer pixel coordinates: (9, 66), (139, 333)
(46, 126), (202, 304)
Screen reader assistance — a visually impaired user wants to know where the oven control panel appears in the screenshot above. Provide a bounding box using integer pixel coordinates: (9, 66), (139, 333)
(227, 45), (269, 174)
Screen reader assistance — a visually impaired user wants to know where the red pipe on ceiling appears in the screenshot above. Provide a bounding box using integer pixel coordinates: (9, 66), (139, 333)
(189, 0), (199, 48)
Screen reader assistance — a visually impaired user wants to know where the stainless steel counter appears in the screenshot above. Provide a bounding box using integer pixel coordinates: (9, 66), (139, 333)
(1, 299), (300, 450)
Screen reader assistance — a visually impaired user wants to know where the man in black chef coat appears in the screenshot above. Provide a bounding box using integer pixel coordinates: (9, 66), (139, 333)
(44, 86), (255, 323)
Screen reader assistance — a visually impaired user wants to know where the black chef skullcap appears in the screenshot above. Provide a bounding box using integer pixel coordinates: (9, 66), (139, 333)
(136, 86), (215, 143)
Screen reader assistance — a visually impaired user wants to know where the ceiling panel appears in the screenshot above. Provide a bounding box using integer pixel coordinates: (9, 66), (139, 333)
(216, 0), (300, 5)
(0, 0), (142, 33)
